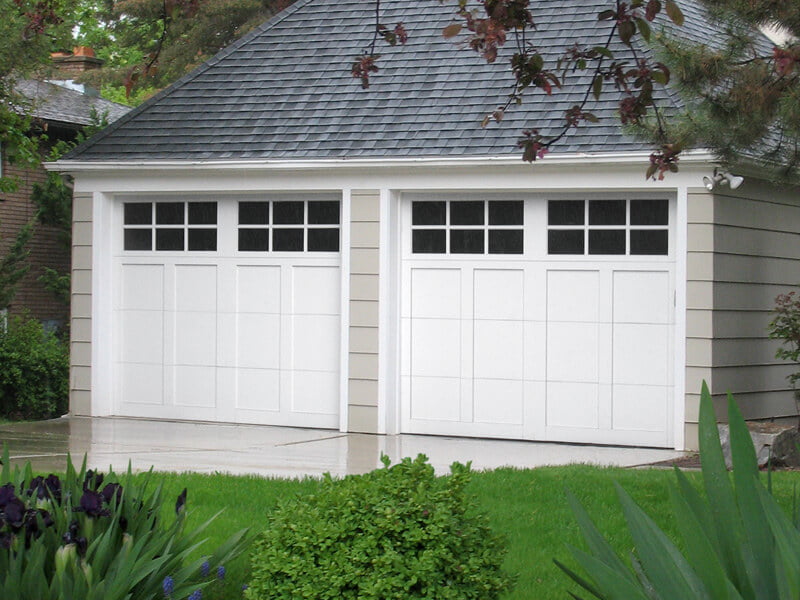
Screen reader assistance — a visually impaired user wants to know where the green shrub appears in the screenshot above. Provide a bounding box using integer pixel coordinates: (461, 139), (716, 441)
(558, 382), (800, 599)
(246, 454), (513, 600)
(0, 448), (250, 600)
(0, 315), (68, 420)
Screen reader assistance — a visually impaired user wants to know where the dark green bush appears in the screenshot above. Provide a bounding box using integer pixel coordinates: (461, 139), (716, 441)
(0, 448), (250, 600)
(246, 454), (512, 600)
(0, 315), (68, 420)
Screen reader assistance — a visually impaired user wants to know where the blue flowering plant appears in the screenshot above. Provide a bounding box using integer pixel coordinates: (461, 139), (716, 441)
(0, 448), (250, 600)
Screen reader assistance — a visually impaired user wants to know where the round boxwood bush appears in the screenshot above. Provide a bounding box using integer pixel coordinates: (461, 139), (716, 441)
(246, 454), (512, 600)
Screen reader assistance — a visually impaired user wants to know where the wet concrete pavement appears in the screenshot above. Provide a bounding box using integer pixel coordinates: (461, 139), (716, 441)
(1, 416), (687, 477)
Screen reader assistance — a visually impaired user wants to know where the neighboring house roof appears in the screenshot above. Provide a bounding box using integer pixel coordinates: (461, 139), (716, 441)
(65, 0), (736, 162)
(15, 79), (130, 129)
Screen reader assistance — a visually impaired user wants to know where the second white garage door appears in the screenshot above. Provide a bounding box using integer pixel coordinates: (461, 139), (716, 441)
(400, 195), (676, 447)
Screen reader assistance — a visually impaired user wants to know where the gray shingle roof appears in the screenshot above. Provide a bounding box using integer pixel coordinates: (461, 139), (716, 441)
(16, 80), (130, 128)
(66, 0), (722, 161)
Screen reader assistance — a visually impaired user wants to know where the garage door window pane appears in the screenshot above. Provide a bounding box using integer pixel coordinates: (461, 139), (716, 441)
(412, 201), (446, 226)
(124, 229), (152, 250)
(589, 200), (625, 225)
(273, 201), (304, 224)
(412, 230), (446, 254)
(451, 230), (484, 254)
(188, 202), (217, 225)
(489, 230), (523, 254)
(549, 200), (584, 225)
(589, 230), (625, 254)
(631, 200), (668, 225)
(124, 203), (152, 225)
(308, 201), (340, 225)
(548, 230), (584, 254)
(308, 228), (339, 252)
(273, 228), (304, 251)
(156, 202), (185, 225)
(239, 229), (269, 251)
(156, 229), (184, 251)
(239, 202), (269, 225)
(450, 201), (484, 225)
(188, 229), (217, 251)
(631, 230), (668, 255)
(489, 201), (523, 225)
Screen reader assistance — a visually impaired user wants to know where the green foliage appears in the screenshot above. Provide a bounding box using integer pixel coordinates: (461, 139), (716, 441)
(0, 447), (251, 600)
(558, 381), (800, 599)
(649, 0), (800, 183)
(769, 290), (800, 390)
(0, 222), (33, 310)
(246, 454), (513, 600)
(0, 315), (68, 420)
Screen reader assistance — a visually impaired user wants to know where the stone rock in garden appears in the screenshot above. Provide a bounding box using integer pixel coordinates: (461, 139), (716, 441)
(718, 423), (800, 469)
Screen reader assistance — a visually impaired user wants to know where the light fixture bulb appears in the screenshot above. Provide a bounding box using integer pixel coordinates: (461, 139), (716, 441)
(703, 176), (715, 191)
(728, 174), (744, 189)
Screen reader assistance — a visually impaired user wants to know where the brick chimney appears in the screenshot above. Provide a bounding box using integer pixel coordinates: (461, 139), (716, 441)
(50, 47), (104, 77)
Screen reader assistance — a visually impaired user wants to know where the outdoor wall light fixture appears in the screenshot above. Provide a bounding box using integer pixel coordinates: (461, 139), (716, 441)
(703, 169), (745, 191)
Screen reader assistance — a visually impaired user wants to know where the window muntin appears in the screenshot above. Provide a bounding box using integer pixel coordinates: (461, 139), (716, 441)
(411, 200), (524, 255)
(547, 199), (669, 256)
(237, 200), (340, 253)
(124, 201), (217, 252)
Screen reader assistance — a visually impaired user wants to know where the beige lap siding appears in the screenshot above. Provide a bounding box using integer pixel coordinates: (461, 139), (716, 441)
(348, 190), (381, 433)
(685, 182), (800, 449)
(70, 192), (93, 416)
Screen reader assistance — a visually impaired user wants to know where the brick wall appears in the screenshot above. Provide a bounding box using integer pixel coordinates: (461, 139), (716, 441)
(0, 155), (70, 324)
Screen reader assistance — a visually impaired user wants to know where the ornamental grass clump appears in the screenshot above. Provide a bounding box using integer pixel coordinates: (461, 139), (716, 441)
(0, 447), (249, 600)
(559, 381), (800, 600)
(246, 454), (513, 600)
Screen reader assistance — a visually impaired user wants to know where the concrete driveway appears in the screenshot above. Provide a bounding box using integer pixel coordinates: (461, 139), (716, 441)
(1, 416), (687, 477)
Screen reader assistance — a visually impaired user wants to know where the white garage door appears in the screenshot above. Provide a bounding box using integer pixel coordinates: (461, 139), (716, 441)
(401, 195), (675, 447)
(112, 195), (341, 428)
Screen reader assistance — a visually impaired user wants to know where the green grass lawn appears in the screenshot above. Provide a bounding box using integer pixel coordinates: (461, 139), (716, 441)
(132, 465), (800, 600)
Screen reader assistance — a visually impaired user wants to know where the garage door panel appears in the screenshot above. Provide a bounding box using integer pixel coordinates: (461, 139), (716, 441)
(292, 266), (340, 315)
(547, 270), (600, 322)
(410, 377), (461, 421)
(121, 311), (163, 363)
(613, 271), (671, 324)
(236, 265), (281, 313)
(546, 382), (599, 429)
(474, 269), (524, 320)
(612, 384), (669, 432)
(411, 269), (461, 318)
(474, 320), (523, 380)
(474, 379), (524, 425)
(237, 314), (280, 369)
(411, 319), (461, 377)
(292, 370), (338, 415)
(174, 312), (217, 366)
(121, 264), (163, 310)
(613, 324), (670, 385)
(173, 365), (216, 408)
(175, 265), (217, 312)
(547, 322), (599, 383)
(121, 363), (163, 405)
(292, 315), (340, 372)
(236, 368), (280, 412)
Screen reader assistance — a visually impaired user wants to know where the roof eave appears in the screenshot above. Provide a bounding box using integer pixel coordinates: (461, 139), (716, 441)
(48, 150), (719, 173)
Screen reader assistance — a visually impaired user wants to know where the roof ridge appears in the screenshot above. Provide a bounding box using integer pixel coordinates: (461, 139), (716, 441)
(66, 0), (317, 159)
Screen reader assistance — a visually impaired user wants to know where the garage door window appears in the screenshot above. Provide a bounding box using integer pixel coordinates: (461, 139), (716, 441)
(412, 200), (523, 255)
(124, 202), (218, 251)
(238, 200), (340, 253)
(548, 199), (668, 256)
